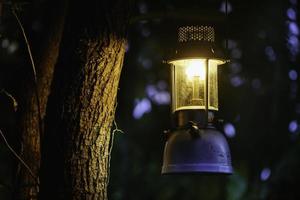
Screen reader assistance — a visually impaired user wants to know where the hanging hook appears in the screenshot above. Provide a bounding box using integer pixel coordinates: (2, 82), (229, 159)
(187, 121), (201, 138)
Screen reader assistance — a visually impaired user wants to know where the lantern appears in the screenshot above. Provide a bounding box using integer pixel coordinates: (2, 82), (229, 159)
(161, 25), (233, 174)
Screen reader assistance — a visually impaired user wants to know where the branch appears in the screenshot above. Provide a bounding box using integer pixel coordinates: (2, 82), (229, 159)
(106, 102), (124, 185)
(12, 7), (43, 137)
(12, 8), (37, 83)
(0, 128), (38, 183)
(1, 89), (18, 111)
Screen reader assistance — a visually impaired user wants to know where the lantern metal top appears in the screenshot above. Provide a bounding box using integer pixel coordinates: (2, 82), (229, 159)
(167, 25), (227, 62)
(178, 25), (215, 43)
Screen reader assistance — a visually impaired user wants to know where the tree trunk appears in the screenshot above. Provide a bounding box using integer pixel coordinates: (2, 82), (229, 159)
(64, 34), (126, 200)
(17, 1), (67, 199)
(56, 1), (129, 199)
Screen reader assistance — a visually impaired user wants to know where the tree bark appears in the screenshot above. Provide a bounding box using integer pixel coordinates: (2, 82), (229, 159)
(56, 0), (130, 199)
(17, 1), (67, 199)
(64, 33), (126, 200)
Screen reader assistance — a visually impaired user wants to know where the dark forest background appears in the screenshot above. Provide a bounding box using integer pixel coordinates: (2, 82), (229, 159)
(1, 0), (300, 199)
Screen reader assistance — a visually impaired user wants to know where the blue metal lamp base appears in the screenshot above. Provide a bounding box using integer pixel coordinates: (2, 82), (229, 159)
(161, 128), (233, 175)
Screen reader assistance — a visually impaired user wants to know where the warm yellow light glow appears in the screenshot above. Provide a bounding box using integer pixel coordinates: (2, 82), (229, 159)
(185, 60), (206, 80)
(169, 58), (224, 112)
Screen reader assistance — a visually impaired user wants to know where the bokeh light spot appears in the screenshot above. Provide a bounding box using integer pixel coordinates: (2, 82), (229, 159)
(289, 35), (299, 46)
(132, 98), (152, 119)
(289, 69), (298, 80)
(224, 123), (236, 138)
(289, 120), (298, 133)
(289, 22), (299, 35)
(230, 76), (244, 87)
(265, 46), (276, 61)
(287, 8), (297, 20)
(152, 92), (170, 105)
(260, 168), (271, 181)
(146, 84), (170, 105)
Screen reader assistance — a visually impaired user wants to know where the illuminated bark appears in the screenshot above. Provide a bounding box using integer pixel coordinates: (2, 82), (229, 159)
(43, 1), (129, 199)
(64, 34), (126, 199)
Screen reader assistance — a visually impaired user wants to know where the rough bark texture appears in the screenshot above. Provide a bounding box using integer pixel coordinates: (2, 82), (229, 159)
(48, 0), (130, 199)
(64, 34), (126, 200)
(17, 1), (67, 199)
